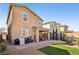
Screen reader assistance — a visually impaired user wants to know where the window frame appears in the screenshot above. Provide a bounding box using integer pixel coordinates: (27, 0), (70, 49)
(21, 28), (29, 37)
(22, 11), (28, 22)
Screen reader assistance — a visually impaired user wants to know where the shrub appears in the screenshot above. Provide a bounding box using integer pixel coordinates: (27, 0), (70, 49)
(0, 35), (4, 43)
(0, 43), (6, 52)
(76, 37), (79, 46)
(65, 36), (74, 45)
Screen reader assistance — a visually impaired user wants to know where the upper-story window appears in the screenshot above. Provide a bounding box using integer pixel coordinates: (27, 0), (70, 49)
(37, 20), (42, 27)
(39, 22), (42, 26)
(22, 12), (28, 22)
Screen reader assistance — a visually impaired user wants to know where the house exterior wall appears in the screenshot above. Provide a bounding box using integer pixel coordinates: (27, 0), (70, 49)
(7, 5), (43, 44)
(7, 7), (13, 43)
(42, 24), (50, 29)
(7, 7), (13, 28)
(60, 27), (65, 32)
(0, 33), (7, 42)
(2, 34), (6, 40)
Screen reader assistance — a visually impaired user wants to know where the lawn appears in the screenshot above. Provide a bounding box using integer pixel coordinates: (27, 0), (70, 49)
(39, 45), (79, 55)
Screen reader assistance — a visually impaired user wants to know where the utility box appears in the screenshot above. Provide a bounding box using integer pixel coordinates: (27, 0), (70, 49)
(19, 38), (25, 45)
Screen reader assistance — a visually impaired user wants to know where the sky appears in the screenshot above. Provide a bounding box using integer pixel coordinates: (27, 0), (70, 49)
(0, 3), (79, 31)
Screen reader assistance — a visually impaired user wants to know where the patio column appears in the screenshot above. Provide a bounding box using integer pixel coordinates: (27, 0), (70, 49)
(48, 31), (50, 40)
(58, 31), (60, 40)
(36, 29), (39, 42)
(57, 28), (60, 40)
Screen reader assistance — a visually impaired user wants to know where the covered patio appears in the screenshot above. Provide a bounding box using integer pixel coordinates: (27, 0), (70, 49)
(33, 27), (50, 42)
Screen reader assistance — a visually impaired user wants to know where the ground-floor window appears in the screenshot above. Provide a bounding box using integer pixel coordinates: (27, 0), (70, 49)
(21, 28), (29, 37)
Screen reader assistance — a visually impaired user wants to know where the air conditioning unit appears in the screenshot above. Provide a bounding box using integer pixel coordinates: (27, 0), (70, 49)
(19, 37), (25, 45)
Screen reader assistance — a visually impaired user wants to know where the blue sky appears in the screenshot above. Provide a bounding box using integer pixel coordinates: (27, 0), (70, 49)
(0, 3), (79, 31)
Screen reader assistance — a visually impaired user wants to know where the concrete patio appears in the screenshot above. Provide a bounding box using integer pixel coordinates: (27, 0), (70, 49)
(7, 40), (65, 55)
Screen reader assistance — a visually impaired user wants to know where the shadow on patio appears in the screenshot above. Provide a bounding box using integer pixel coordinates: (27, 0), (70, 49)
(39, 46), (70, 55)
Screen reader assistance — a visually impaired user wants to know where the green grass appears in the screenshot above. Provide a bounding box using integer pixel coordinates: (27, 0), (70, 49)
(39, 45), (79, 55)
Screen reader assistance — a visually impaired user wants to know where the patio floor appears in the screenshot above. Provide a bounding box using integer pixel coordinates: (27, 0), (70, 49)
(7, 40), (65, 55)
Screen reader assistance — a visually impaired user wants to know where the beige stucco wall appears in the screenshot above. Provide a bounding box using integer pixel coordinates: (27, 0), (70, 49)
(60, 27), (65, 32)
(42, 24), (50, 29)
(2, 34), (6, 40)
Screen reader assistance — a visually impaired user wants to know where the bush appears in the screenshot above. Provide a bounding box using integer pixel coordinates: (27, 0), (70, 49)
(76, 38), (79, 46)
(0, 42), (9, 55)
(0, 35), (4, 43)
(65, 36), (74, 45)
(65, 39), (72, 45)
(0, 43), (6, 52)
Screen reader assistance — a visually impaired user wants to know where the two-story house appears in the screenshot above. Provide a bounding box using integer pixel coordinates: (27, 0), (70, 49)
(7, 4), (50, 45)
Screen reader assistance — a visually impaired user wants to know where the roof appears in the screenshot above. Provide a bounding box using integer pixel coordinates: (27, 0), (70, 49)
(0, 32), (7, 35)
(60, 25), (68, 28)
(60, 25), (65, 27)
(6, 3), (43, 24)
(43, 21), (57, 25)
(36, 27), (49, 31)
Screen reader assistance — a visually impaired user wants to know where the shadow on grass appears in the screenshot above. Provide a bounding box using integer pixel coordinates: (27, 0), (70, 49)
(39, 46), (70, 55)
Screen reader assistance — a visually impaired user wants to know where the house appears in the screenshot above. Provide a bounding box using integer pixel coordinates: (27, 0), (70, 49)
(0, 28), (7, 42)
(0, 32), (7, 42)
(7, 4), (50, 45)
(42, 21), (68, 40)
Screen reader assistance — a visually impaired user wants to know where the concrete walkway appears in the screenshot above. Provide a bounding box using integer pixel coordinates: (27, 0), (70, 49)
(7, 40), (65, 55)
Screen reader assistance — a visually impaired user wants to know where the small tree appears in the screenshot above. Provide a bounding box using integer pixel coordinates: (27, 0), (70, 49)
(65, 35), (74, 45)
(77, 38), (79, 46)
(76, 35), (79, 46)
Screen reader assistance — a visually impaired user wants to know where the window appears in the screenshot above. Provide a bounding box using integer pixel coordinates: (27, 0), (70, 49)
(39, 22), (42, 26)
(21, 28), (29, 37)
(22, 12), (28, 22)
(37, 21), (42, 27)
